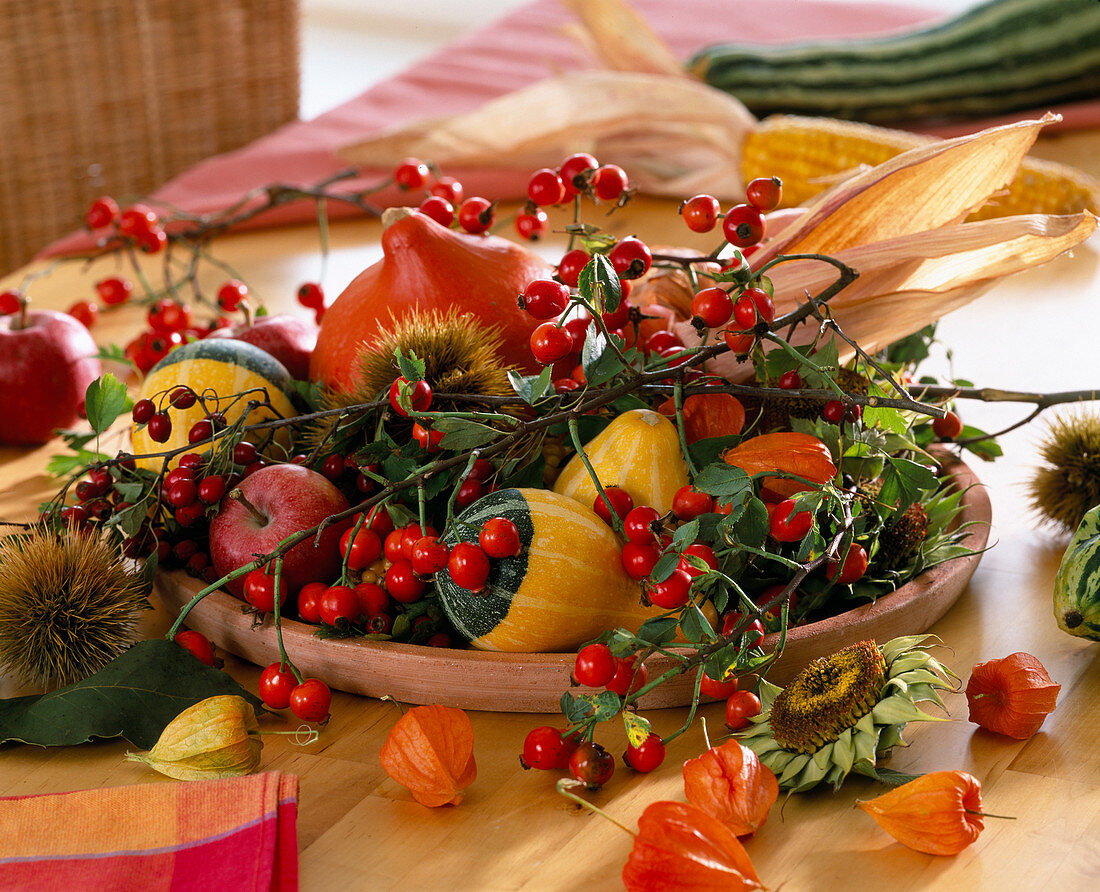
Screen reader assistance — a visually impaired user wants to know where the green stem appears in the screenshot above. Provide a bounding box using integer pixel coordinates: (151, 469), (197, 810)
(661, 670), (704, 746)
(417, 481), (429, 535)
(270, 556), (301, 683)
(568, 417), (624, 536)
(673, 378), (698, 477)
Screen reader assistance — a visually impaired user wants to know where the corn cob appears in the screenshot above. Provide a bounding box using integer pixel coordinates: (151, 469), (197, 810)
(742, 114), (1100, 220)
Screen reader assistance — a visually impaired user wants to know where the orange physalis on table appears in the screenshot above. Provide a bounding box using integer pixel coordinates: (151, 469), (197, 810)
(379, 704), (477, 807)
(856, 770), (985, 856)
(622, 800), (764, 891)
(682, 739), (778, 837)
(965, 652), (1061, 739)
(721, 432), (837, 500)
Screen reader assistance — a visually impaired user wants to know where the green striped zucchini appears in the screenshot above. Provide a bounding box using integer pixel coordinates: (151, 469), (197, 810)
(1053, 503), (1100, 641)
(688, 0), (1100, 124)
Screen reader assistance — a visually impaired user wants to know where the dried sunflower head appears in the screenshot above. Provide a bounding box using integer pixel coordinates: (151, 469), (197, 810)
(875, 502), (930, 571)
(0, 527), (150, 689)
(736, 636), (956, 792)
(1028, 410), (1100, 534)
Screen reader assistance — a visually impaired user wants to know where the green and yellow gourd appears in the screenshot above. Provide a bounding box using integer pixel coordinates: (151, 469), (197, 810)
(1053, 503), (1100, 641)
(130, 339), (299, 470)
(435, 488), (663, 653)
(552, 409), (689, 516)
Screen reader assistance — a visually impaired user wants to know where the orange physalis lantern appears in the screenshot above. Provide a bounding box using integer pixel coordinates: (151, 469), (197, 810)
(622, 800), (764, 891)
(379, 704), (477, 807)
(683, 739), (778, 837)
(965, 652), (1060, 739)
(721, 432), (836, 499)
(658, 391), (746, 444)
(856, 770), (985, 856)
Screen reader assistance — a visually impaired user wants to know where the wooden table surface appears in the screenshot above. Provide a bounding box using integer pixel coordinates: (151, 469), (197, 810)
(1, 128), (1099, 890)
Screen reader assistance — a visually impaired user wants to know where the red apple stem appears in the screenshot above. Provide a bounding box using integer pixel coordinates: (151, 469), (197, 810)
(16, 293), (29, 331)
(241, 300), (253, 328)
(229, 488), (268, 525)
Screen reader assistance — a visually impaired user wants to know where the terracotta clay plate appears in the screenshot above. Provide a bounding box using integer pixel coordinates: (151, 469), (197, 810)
(154, 457), (990, 713)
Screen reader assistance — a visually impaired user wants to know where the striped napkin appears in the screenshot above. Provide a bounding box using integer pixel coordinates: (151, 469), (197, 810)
(0, 771), (298, 891)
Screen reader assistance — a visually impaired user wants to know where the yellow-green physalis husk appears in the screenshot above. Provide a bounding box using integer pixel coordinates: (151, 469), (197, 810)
(735, 636), (956, 792)
(126, 695), (262, 780)
(1053, 503), (1100, 641)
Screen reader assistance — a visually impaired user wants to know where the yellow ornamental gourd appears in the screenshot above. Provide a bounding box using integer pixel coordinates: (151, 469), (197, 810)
(435, 488), (664, 652)
(130, 339), (300, 471)
(552, 409), (689, 515)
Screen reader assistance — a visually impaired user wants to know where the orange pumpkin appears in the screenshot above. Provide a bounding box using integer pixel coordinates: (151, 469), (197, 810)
(310, 208), (554, 391)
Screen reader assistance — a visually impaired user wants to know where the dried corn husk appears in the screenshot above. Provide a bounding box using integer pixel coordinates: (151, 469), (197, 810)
(339, 70), (755, 200)
(340, 0), (1099, 217)
(660, 118), (1099, 378)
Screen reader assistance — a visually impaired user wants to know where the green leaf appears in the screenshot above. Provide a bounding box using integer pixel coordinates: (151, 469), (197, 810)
(693, 462), (752, 499)
(862, 405), (907, 435)
(650, 552), (680, 583)
(731, 498), (769, 549)
(637, 615), (679, 644)
(434, 417), (502, 451)
(679, 601), (716, 643)
(382, 451), (419, 485)
(589, 689), (624, 721)
(112, 481), (146, 502)
(671, 518), (700, 550)
(703, 644), (740, 682)
(959, 425), (1002, 461)
(96, 342), (135, 368)
(581, 330), (627, 386)
(687, 434), (741, 469)
(879, 457), (939, 514)
(56, 429), (99, 451)
(290, 378), (325, 411)
(109, 502), (151, 538)
(84, 374), (130, 435)
(0, 639), (263, 749)
(395, 348), (426, 382)
(507, 367), (552, 405)
(885, 324), (936, 365)
(623, 711), (652, 748)
(578, 254), (621, 314)
(873, 767), (926, 787)
(501, 455), (545, 490)
(46, 449), (110, 478)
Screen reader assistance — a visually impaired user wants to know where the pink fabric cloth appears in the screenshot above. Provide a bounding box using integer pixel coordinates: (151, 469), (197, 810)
(39, 0), (1099, 258)
(0, 772), (299, 892)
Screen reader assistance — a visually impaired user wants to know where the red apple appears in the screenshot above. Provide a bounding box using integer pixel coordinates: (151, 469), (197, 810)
(208, 464), (351, 599)
(0, 309), (101, 445)
(206, 314), (318, 380)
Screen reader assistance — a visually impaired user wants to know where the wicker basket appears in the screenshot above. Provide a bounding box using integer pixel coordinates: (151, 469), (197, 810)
(0, 0), (300, 275)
